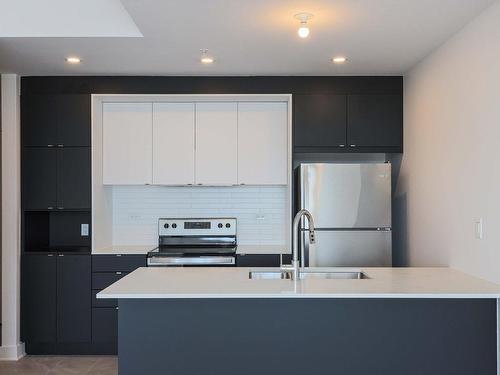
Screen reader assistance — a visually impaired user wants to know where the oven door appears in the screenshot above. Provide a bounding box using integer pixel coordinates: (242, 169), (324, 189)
(147, 255), (236, 267)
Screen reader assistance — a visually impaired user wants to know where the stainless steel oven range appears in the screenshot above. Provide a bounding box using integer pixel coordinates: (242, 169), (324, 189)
(147, 218), (237, 266)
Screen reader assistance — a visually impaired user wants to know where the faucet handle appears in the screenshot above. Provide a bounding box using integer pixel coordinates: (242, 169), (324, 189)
(309, 230), (316, 244)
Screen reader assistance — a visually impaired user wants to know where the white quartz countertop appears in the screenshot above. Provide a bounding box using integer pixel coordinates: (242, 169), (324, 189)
(92, 245), (156, 255)
(92, 245), (289, 255)
(97, 267), (500, 299)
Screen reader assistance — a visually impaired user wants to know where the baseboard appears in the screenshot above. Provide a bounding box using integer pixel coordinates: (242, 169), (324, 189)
(25, 342), (116, 355)
(0, 342), (26, 361)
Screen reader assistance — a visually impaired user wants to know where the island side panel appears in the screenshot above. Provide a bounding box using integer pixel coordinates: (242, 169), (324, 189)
(118, 298), (497, 375)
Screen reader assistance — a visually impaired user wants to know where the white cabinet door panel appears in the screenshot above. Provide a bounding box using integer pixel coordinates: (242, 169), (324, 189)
(195, 103), (238, 185)
(238, 102), (288, 185)
(153, 103), (195, 185)
(102, 102), (153, 185)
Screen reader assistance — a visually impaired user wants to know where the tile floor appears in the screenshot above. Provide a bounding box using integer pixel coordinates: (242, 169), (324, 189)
(0, 356), (117, 375)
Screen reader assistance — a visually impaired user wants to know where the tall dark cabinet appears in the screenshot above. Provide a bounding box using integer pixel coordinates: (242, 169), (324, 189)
(21, 93), (93, 354)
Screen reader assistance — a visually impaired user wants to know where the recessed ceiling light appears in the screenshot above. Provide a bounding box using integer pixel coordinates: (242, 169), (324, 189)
(294, 13), (314, 39)
(332, 56), (348, 64)
(65, 56), (81, 64)
(200, 49), (214, 64)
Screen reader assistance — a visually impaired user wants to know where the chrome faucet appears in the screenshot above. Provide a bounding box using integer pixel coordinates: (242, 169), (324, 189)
(282, 209), (316, 280)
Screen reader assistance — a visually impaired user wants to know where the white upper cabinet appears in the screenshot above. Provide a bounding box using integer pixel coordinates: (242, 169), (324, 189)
(195, 102), (238, 185)
(152, 103), (195, 185)
(102, 102), (153, 185)
(237, 102), (288, 185)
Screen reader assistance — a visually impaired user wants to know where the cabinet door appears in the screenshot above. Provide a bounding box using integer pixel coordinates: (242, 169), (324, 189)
(56, 254), (91, 343)
(293, 94), (347, 148)
(238, 102), (288, 185)
(102, 102), (153, 185)
(92, 308), (118, 344)
(347, 94), (403, 148)
(57, 148), (91, 209)
(21, 95), (58, 147)
(22, 148), (57, 210)
(195, 102), (237, 185)
(57, 95), (91, 147)
(21, 254), (57, 343)
(152, 103), (195, 185)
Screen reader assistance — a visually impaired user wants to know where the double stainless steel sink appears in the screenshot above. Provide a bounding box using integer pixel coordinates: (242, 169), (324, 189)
(249, 269), (368, 280)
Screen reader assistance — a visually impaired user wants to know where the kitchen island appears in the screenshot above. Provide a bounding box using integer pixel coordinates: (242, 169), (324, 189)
(98, 267), (500, 375)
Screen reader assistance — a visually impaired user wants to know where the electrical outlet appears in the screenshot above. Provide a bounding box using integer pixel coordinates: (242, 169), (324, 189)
(475, 218), (483, 240)
(81, 223), (89, 237)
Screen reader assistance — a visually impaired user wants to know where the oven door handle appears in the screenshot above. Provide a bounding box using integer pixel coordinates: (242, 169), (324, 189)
(148, 256), (236, 266)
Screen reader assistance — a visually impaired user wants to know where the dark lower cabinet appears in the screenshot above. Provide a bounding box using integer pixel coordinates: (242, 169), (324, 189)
(347, 94), (403, 149)
(21, 254), (57, 343)
(92, 308), (118, 344)
(22, 253), (92, 353)
(90, 254), (147, 354)
(56, 254), (91, 343)
(294, 94), (347, 149)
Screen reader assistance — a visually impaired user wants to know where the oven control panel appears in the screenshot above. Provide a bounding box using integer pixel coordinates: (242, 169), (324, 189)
(158, 218), (237, 236)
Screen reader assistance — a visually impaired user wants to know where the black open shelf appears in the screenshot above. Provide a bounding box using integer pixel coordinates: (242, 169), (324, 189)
(23, 210), (91, 253)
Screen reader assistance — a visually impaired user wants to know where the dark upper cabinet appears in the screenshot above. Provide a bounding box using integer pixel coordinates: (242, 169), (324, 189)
(22, 94), (90, 147)
(21, 254), (57, 343)
(294, 94), (347, 148)
(23, 148), (90, 210)
(57, 95), (91, 146)
(23, 148), (57, 210)
(57, 148), (91, 209)
(347, 94), (403, 149)
(22, 95), (58, 147)
(56, 254), (91, 343)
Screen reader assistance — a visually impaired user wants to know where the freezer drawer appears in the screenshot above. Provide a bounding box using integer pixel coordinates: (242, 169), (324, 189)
(303, 230), (392, 267)
(299, 163), (391, 228)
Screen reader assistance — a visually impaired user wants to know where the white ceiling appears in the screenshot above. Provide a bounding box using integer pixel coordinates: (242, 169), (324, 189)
(0, 0), (141, 37)
(0, 0), (495, 76)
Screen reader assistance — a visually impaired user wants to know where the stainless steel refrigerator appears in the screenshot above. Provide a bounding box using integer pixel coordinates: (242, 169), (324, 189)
(298, 163), (392, 267)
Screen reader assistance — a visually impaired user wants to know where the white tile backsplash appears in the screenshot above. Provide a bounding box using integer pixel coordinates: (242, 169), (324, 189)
(111, 185), (287, 246)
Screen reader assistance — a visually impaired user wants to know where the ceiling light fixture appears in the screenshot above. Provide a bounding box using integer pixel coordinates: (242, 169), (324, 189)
(332, 56), (348, 64)
(200, 49), (214, 64)
(65, 56), (81, 64)
(294, 13), (313, 38)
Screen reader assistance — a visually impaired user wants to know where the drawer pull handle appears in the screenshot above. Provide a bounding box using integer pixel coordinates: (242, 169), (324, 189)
(115, 307), (119, 310)
(116, 254), (122, 257)
(116, 272), (122, 275)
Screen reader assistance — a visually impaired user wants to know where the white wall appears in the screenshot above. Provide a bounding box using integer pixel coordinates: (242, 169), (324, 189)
(0, 74), (24, 359)
(397, 1), (500, 282)
(111, 185), (287, 246)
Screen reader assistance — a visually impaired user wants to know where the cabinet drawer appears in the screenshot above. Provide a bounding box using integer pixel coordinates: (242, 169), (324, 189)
(92, 254), (146, 272)
(92, 308), (118, 343)
(92, 290), (117, 308)
(92, 272), (127, 290)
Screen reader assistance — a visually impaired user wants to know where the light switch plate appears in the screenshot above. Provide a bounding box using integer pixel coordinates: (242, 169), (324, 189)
(81, 223), (89, 237)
